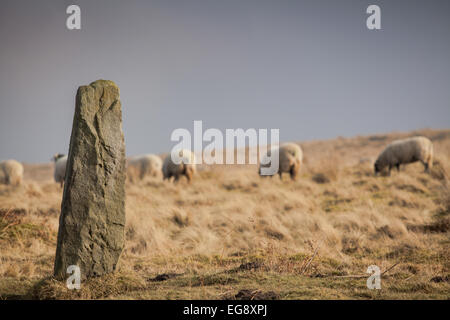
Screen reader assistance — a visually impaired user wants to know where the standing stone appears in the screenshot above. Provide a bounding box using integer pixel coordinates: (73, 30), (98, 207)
(54, 80), (126, 280)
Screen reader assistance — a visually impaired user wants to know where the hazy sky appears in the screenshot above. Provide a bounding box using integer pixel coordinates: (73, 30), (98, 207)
(1, 0), (449, 162)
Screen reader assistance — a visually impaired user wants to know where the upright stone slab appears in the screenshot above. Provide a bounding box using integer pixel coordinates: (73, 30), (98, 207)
(54, 80), (126, 280)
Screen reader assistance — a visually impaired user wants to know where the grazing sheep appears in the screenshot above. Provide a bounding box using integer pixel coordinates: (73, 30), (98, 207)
(52, 153), (67, 188)
(259, 143), (303, 180)
(374, 136), (433, 176)
(127, 154), (162, 181)
(0, 159), (24, 186)
(162, 149), (196, 183)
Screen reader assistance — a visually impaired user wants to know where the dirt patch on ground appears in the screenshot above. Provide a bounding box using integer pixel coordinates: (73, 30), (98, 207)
(148, 273), (179, 282)
(225, 289), (280, 300)
(408, 218), (450, 234)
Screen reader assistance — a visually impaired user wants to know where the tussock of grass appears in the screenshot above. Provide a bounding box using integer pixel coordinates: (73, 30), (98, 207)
(32, 270), (146, 300)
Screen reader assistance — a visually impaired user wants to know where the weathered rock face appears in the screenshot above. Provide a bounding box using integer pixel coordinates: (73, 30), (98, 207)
(54, 80), (126, 280)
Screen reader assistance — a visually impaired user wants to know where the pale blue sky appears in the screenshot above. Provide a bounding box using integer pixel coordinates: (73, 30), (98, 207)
(1, 0), (449, 162)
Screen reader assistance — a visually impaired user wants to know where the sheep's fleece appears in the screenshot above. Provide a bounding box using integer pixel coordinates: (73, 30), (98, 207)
(127, 154), (162, 179)
(0, 159), (24, 186)
(259, 143), (303, 180)
(163, 149), (196, 182)
(53, 154), (67, 186)
(374, 136), (433, 175)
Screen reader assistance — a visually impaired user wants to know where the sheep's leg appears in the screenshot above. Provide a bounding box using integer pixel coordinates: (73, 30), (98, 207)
(423, 161), (429, 173)
(289, 171), (296, 181)
(60, 181), (64, 188)
(388, 165), (392, 176)
(278, 171), (283, 181)
(184, 169), (193, 184)
(395, 163), (400, 172)
(427, 157), (433, 171)
(290, 165), (299, 181)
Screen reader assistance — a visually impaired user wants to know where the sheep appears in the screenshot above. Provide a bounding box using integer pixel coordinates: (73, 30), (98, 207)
(162, 149), (196, 183)
(0, 159), (24, 186)
(127, 154), (162, 181)
(259, 143), (303, 180)
(52, 153), (67, 188)
(374, 136), (433, 176)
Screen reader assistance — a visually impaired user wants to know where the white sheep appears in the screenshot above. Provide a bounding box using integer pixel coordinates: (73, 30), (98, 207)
(52, 153), (67, 188)
(259, 143), (303, 180)
(0, 159), (24, 186)
(374, 136), (434, 176)
(162, 149), (196, 183)
(127, 154), (162, 181)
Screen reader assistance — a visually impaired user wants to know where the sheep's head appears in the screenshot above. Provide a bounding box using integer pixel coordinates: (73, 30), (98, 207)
(374, 160), (382, 176)
(52, 153), (65, 162)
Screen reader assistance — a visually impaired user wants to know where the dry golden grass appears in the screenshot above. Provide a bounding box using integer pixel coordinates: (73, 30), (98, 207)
(0, 129), (449, 300)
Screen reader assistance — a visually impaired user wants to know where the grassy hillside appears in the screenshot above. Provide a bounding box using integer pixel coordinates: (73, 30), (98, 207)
(0, 129), (449, 299)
